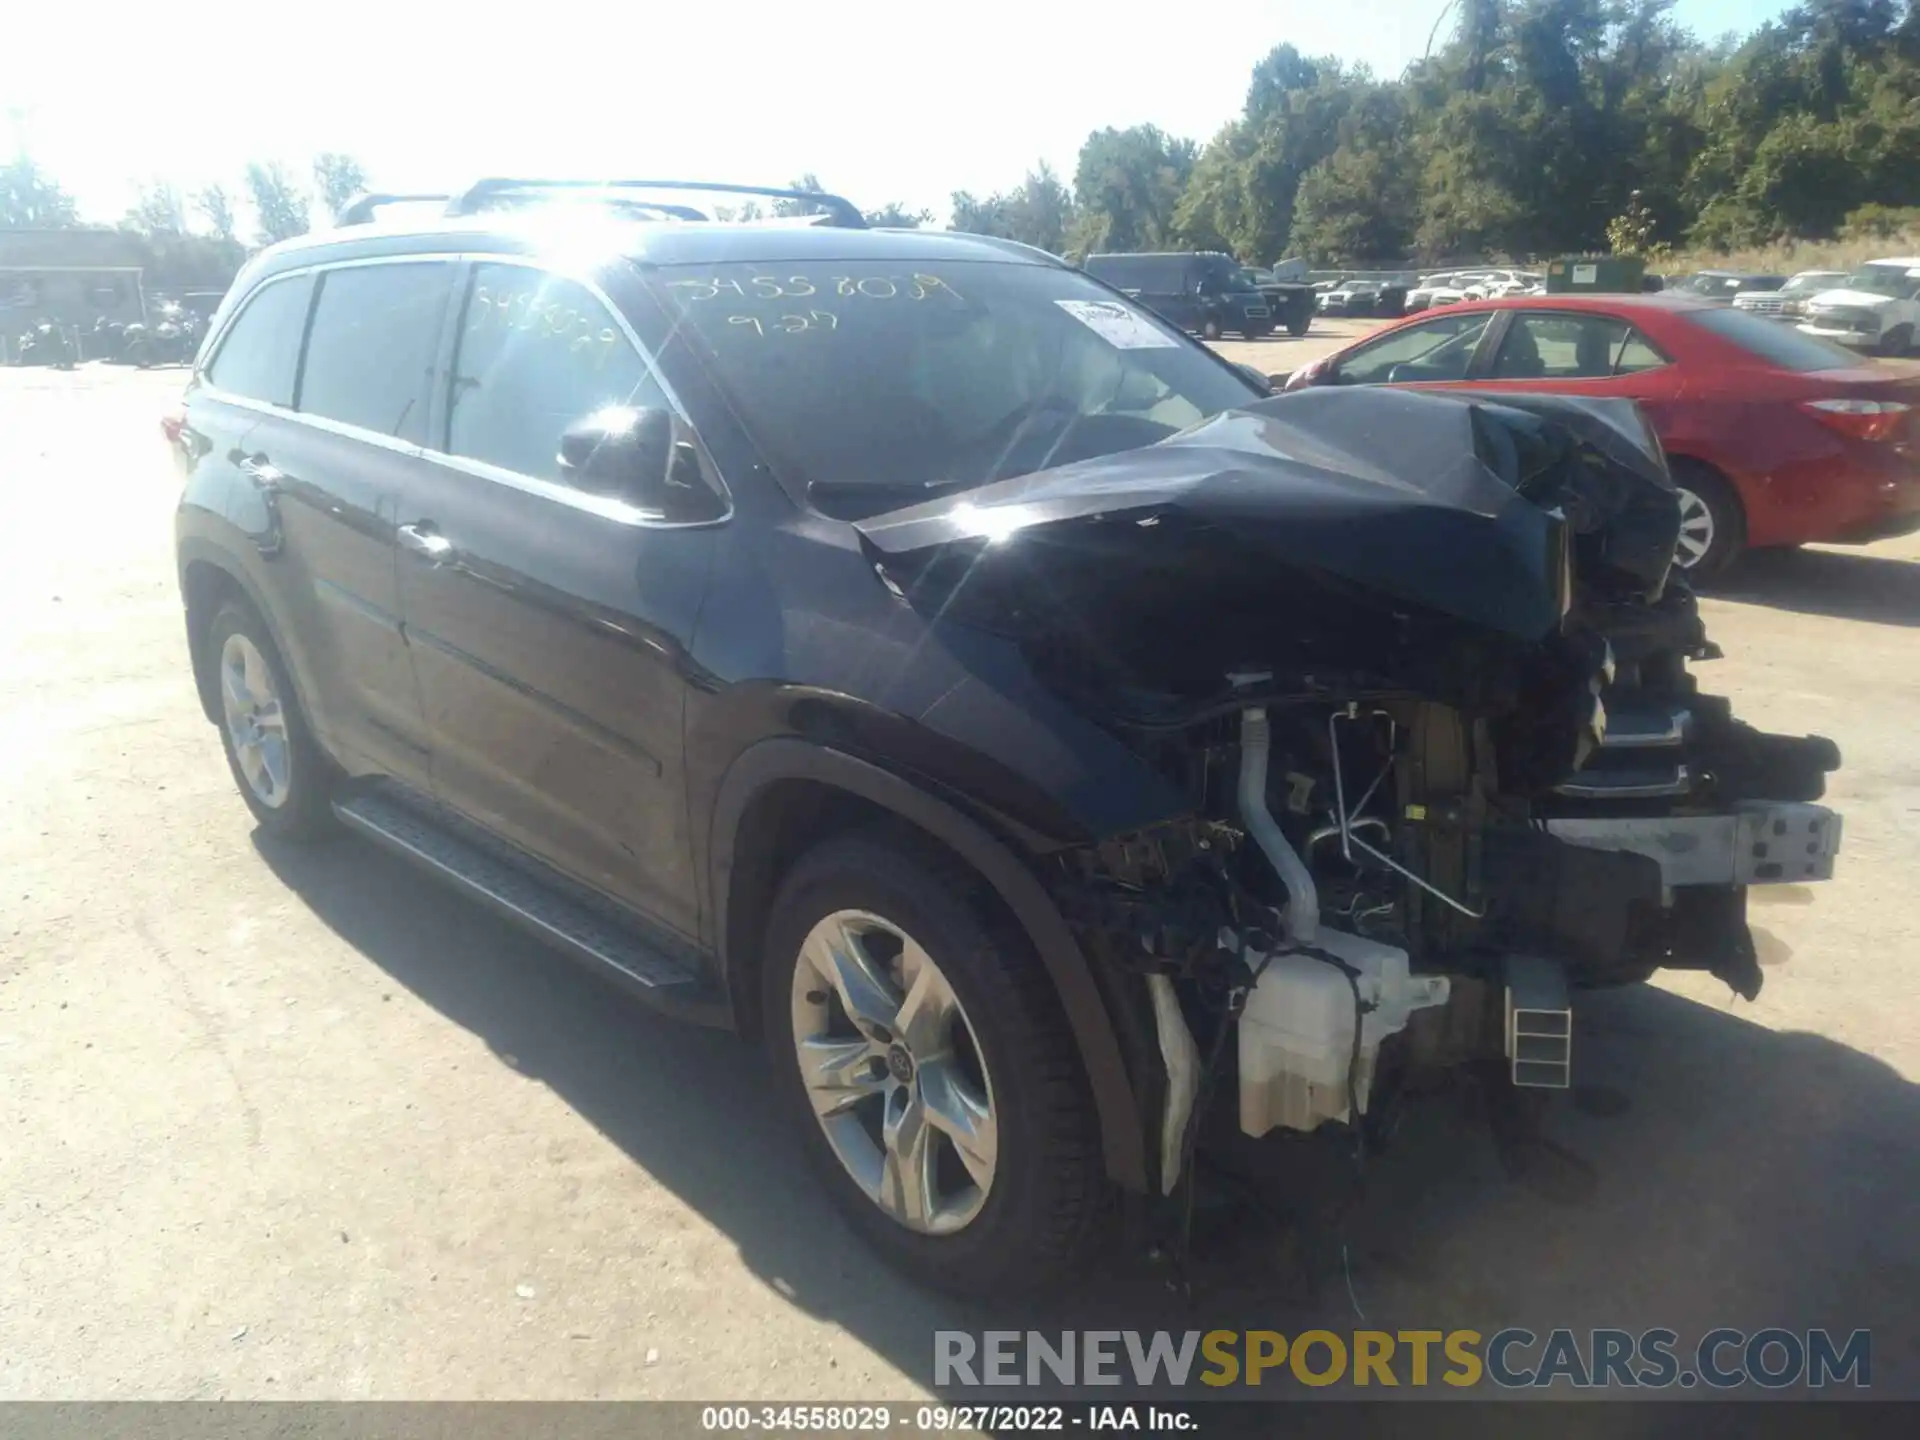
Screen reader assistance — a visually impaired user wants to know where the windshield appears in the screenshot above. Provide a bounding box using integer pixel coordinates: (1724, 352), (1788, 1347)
(1844, 264), (1920, 298)
(1237, 268), (1267, 289)
(650, 259), (1260, 510)
(1687, 306), (1865, 371)
(1782, 273), (1842, 295)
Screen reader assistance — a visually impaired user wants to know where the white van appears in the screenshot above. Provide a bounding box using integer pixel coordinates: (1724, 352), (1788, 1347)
(1798, 258), (1920, 355)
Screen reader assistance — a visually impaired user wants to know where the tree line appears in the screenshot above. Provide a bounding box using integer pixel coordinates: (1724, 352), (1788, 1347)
(955, 0), (1920, 265)
(0, 152), (927, 291)
(0, 151), (373, 291)
(5, 1), (1918, 278)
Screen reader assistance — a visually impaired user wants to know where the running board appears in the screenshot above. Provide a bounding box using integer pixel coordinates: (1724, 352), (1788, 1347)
(332, 791), (725, 1024)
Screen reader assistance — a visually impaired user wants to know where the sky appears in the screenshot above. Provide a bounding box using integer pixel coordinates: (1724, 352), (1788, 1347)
(7, 0), (1790, 231)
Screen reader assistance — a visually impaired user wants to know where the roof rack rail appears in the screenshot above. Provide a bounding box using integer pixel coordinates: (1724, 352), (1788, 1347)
(445, 179), (868, 230)
(336, 192), (455, 226)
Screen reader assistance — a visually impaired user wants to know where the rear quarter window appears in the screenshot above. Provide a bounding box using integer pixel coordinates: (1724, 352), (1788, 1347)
(203, 274), (313, 407)
(1686, 306), (1865, 372)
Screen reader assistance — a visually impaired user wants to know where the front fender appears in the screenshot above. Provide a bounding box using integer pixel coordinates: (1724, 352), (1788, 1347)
(709, 737), (1149, 1193)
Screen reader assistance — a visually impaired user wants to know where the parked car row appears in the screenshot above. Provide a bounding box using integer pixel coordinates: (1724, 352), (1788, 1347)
(1405, 269), (1545, 312)
(1670, 269), (1782, 304)
(1796, 258), (1920, 356)
(1665, 261), (1920, 356)
(1315, 278), (1411, 318)
(1281, 292), (1920, 575)
(1732, 270), (1847, 321)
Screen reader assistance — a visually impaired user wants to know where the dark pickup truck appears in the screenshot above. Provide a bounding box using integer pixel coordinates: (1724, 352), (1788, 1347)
(1084, 252), (1313, 339)
(1243, 265), (1317, 334)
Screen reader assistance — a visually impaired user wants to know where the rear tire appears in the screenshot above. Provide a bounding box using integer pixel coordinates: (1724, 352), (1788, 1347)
(1669, 460), (1745, 580)
(761, 829), (1106, 1297)
(207, 601), (335, 840)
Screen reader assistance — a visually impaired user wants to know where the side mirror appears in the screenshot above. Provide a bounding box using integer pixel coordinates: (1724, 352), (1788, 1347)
(558, 406), (719, 520)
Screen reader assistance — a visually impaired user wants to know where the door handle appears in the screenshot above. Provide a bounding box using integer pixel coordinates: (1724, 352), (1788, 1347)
(237, 453), (286, 493)
(397, 522), (455, 564)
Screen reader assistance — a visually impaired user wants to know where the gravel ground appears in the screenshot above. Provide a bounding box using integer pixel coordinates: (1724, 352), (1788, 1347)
(2, 360), (1916, 1400)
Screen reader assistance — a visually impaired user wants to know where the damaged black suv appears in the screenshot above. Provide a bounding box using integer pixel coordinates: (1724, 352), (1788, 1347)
(170, 179), (1844, 1298)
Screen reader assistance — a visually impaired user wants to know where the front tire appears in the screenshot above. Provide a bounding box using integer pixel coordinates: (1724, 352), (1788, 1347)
(207, 601), (334, 839)
(1670, 460), (1745, 579)
(1200, 316), (1224, 342)
(761, 830), (1105, 1297)
(1882, 325), (1913, 358)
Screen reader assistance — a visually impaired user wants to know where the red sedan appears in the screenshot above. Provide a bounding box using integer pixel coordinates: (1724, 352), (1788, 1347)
(1283, 293), (1920, 574)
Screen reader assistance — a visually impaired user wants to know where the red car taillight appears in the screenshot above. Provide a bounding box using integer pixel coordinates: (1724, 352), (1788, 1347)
(160, 406), (185, 445)
(1801, 398), (1910, 443)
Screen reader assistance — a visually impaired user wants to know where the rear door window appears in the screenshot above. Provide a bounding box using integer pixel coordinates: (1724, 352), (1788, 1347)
(1687, 306), (1868, 372)
(204, 274), (313, 407)
(1487, 313), (1668, 380)
(297, 261), (454, 442)
(444, 264), (667, 484)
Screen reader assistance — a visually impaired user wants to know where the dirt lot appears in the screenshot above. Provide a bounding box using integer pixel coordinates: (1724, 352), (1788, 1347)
(3, 355), (1918, 1400)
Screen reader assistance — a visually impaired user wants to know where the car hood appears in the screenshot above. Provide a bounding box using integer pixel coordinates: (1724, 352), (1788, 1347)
(852, 388), (1681, 666)
(1809, 289), (1900, 310)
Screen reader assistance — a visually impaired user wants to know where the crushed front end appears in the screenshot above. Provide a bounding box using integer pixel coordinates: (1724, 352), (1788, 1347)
(856, 385), (1843, 1200)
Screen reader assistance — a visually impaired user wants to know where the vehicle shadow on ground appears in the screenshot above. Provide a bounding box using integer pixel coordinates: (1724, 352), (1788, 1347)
(1709, 547), (1920, 626)
(257, 833), (1920, 1396)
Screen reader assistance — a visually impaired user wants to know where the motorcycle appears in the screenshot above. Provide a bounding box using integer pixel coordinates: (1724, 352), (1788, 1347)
(17, 323), (77, 369)
(126, 308), (200, 366)
(90, 317), (128, 363)
(121, 322), (154, 366)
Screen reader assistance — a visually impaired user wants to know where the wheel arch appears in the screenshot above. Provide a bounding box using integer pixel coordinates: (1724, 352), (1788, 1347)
(179, 542), (272, 724)
(176, 537), (334, 748)
(1665, 452), (1749, 550)
(709, 738), (1149, 1193)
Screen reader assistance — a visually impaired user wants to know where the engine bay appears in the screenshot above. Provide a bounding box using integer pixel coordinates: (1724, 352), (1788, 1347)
(860, 383), (1846, 1200)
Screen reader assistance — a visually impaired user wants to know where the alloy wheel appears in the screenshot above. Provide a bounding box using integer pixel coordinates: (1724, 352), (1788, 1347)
(1673, 485), (1715, 570)
(219, 632), (292, 809)
(790, 909), (998, 1235)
